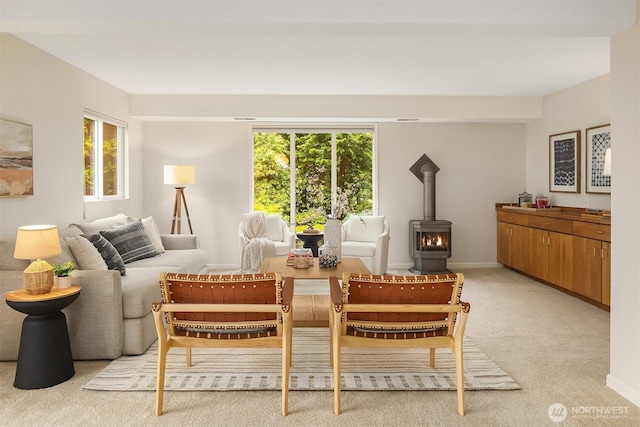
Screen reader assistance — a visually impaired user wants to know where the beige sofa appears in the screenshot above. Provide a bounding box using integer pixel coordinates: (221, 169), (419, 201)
(0, 213), (209, 361)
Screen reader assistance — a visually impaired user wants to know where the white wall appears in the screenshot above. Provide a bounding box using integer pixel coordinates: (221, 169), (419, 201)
(0, 34), (143, 239)
(141, 120), (526, 269)
(526, 75), (612, 210)
(607, 11), (640, 407)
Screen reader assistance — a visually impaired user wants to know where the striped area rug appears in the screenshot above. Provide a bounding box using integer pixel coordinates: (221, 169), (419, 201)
(83, 328), (519, 392)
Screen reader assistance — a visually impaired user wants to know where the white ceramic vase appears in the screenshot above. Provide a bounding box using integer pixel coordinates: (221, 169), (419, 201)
(324, 218), (342, 262)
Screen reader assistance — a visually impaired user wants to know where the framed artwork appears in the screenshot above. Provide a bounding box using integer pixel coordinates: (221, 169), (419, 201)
(585, 124), (611, 194)
(549, 130), (580, 193)
(0, 118), (34, 197)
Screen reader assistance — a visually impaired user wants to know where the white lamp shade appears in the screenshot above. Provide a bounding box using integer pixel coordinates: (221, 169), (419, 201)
(13, 225), (62, 260)
(164, 165), (195, 185)
(603, 148), (611, 177)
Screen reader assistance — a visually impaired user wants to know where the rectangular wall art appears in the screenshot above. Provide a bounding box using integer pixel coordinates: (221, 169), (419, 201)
(549, 130), (580, 193)
(585, 124), (611, 194)
(0, 118), (34, 197)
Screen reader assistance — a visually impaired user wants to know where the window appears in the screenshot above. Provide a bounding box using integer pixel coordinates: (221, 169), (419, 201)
(253, 128), (374, 230)
(83, 112), (127, 200)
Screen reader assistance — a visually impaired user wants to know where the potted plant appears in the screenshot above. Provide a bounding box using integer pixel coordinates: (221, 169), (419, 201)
(52, 261), (76, 289)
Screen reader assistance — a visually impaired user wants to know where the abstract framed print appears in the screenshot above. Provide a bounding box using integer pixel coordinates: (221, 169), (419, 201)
(585, 124), (611, 194)
(549, 130), (580, 193)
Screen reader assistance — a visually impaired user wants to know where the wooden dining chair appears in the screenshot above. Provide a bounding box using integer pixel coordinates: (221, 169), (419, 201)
(152, 272), (294, 416)
(329, 272), (470, 415)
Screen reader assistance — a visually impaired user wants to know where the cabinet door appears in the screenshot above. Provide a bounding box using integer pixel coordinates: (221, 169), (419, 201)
(547, 231), (573, 290)
(497, 222), (511, 266)
(572, 236), (602, 302)
(510, 224), (529, 273)
(528, 228), (548, 280)
(601, 242), (611, 306)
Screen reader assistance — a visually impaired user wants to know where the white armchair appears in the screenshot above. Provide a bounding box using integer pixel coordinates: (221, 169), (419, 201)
(238, 213), (295, 259)
(341, 215), (390, 275)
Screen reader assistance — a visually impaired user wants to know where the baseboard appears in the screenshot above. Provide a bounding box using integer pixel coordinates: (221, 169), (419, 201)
(389, 262), (502, 271)
(606, 374), (640, 408)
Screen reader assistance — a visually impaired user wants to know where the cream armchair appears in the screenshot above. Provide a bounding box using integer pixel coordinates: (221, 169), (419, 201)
(341, 215), (390, 275)
(238, 213), (295, 259)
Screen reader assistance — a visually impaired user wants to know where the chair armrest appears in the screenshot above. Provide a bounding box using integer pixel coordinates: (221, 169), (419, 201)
(329, 276), (343, 306)
(160, 234), (199, 250)
(281, 277), (294, 304)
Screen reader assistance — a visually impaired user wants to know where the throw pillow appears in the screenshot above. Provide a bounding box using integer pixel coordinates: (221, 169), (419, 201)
(65, 236), (108, 270)
(127, 216), (165, 254)
(100, 219), (158, 264)
(83, 234), (126, 275)
(70, 213), (128, 235)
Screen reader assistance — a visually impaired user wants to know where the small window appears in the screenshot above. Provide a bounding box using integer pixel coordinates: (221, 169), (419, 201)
(83, 111), (127, 200)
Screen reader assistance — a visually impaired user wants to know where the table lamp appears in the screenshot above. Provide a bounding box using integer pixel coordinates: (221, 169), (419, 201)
(164, 164), (195, 234)
(13, 225), (62, 294)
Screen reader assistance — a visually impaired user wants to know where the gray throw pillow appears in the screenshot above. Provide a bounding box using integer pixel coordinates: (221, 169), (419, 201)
(100, 219), (158, 264)
(83, 234), (126, 275)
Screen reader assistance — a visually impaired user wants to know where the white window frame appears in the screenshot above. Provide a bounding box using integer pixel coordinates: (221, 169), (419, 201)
(83, 110), (127, 201)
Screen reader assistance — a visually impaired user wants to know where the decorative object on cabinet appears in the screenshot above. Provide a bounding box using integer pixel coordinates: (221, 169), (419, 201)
(0, 118), (33, 197)
(549, 130), (580, 193)
(164, 165), (195, 234)
(585, 124), (611, 194)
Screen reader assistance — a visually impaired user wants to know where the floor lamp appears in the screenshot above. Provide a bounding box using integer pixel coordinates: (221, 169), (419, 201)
(164, 165), (195, 234)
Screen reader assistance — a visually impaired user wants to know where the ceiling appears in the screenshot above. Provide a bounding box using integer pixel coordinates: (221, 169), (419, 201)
(1, 0), (637, 97)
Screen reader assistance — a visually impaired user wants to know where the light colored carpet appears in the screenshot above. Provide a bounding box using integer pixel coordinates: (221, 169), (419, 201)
(83, 328), (519, 392)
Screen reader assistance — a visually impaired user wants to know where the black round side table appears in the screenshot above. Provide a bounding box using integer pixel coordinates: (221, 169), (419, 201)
(4, 286), (81, 389)
(296, 232), (324, 257)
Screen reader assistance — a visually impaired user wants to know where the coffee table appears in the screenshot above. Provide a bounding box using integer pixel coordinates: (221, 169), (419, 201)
(259, 257), (370, 326)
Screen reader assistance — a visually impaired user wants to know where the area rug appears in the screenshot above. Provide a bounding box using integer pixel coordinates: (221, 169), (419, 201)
(83, 328), (519, 392)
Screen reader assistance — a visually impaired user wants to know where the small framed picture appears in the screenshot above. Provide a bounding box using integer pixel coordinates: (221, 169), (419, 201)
(585, 124), (611, 194)
(549, 130), (581, 193)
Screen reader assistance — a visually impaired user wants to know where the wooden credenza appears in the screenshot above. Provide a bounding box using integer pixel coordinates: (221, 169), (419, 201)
(496, 205), (610, 309)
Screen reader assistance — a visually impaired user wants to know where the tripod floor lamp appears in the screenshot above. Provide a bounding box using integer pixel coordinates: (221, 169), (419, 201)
(164, 165), (195, 234)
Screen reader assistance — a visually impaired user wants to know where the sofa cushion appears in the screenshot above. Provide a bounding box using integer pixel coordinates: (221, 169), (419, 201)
(47, 225), (83, 266)
(83, 234), (126, 275)
(345, 215), (385, 242)
(120, 266), (185, 319)
(342, 241), (377, 257)
(273, 241), (291, 256)
(127, 249), (209, 274)
(265, 215), (284, 242)
(100, 219), (158, 264)
(71, 213), (128, 235)
(127, 216), (165, 254)
(66, 236), (108, 270)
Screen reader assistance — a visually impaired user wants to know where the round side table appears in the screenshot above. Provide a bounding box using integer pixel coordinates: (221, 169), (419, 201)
(296, 232), (324, 257)
(4, 286), (81, 389)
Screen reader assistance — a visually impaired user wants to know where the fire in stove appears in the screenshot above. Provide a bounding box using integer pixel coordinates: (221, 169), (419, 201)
(420, 232), (448, 251)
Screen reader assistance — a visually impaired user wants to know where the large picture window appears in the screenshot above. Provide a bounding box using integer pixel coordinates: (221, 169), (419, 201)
(253, 128), (374, 230)
(84, 111), (126, 200)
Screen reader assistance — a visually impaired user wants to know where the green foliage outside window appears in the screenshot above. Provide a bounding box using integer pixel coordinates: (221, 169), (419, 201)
(253, 131), (373, 229)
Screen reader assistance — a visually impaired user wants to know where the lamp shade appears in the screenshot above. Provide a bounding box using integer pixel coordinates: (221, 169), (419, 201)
(14, 225), (62, 260)
(164, 165), (195, 186)
(603, 148), (611, 177)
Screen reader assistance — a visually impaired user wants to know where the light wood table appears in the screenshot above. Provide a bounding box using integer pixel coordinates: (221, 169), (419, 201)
(259, 257), (370, 327)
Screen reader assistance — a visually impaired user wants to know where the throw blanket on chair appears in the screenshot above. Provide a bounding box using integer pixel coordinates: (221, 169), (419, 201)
(241, 212), (277, 272)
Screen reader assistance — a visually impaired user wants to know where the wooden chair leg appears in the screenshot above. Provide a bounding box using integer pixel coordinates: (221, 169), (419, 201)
(455, 345), (465, 416)
(429, 347), (436, 368)
(186, 347), (192, 367)
(282, 312), (292, 416)
(332, 312), (341, 415)
(155, 342), (167, 416)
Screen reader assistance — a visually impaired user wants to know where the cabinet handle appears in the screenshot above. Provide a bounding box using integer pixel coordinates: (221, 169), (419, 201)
(596, 230), (604, 234)
(593, 248), (596, 257)
(601, 248), (605, 259)
(545, 222), (550, 226)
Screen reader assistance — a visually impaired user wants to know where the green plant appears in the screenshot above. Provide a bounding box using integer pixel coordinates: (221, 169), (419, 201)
(52, 261), (76, 277)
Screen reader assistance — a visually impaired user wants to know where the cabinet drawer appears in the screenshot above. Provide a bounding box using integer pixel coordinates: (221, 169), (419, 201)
(497, 211), (528, 226)
(528, 216), (573, 234)
(573, 221), (610, 241)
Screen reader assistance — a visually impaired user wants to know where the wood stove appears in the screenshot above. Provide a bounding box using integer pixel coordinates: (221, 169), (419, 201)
(409, 154), (452, 274)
